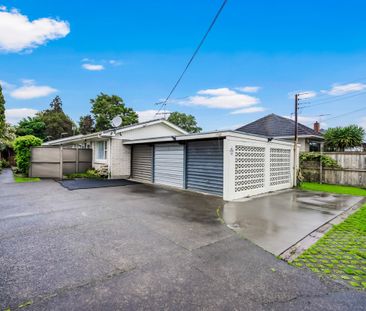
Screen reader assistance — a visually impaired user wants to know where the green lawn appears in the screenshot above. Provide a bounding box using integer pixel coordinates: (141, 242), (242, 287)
(300, 182), (366, 196)
(291, 204), (366, 289)
(14, 176), (41, 183)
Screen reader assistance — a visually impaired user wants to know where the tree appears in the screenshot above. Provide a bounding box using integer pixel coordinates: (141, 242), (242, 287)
(90, 93), (138, 131)
(324, 125), (365, 151)
(0, 123), (16, 159)
(0, 84), (6, 138)
(13, 135), (42, 174)
(39, 96), (76, 140)
(16, 116), (46, 140)
(167, 112), (202, 133)
(79, 115), (95, 134)
(50, 95), (63, 113)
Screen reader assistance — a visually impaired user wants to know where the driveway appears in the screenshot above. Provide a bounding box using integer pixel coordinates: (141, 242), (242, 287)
(222, 190), (364, 255)
(1, 173), (366, 310)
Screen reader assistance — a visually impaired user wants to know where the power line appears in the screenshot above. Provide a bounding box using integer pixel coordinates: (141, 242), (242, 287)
(300, 89), (366, 109)
(156, 0), (228, 116)
(322, 106), (366, 122)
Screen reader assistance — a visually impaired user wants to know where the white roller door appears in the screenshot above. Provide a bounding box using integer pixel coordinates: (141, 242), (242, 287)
(154, 143), (184, 188)
(132, 144), (153, 182)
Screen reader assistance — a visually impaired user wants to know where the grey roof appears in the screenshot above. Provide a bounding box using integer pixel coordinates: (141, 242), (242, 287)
(236, 113), (323, 138)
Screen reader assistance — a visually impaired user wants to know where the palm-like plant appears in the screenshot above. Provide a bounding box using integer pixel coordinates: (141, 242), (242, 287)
(324, 125), (365, 151)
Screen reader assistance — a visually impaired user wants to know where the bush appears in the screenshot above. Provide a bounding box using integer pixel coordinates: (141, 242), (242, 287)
(66, 169), (102, 179)
(0, 159), (10, 168)
(299, 152), (340, 168)
(13, 135), (42, 175)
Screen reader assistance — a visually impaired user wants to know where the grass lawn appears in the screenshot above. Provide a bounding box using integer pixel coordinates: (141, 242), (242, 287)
(14, 176), (41, 183)
(300, 182), (366, 196)
(291, 204), (366, 289)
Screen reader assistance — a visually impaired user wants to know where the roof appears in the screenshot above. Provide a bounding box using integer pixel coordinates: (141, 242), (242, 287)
(236, 113), (323, 139)
(43, 119), (187, 145)
(123, 130), (294, 147)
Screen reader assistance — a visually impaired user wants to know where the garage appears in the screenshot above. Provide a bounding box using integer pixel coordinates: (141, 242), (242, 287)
(154, 143), (184, 188)
(131, 144), (153, 182)
(126, 131), (296, 201)
(186, 139), (223, 195)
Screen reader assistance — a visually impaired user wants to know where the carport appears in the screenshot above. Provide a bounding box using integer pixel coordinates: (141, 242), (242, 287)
(126, 131), (296, 201)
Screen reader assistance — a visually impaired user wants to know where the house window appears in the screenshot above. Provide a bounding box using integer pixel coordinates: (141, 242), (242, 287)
(96, 141), (107, 160)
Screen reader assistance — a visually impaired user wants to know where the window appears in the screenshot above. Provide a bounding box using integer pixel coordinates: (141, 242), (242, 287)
(96, 141), (107, 160)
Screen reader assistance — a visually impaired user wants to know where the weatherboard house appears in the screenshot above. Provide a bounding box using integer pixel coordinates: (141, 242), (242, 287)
(43, 118), (296, 201)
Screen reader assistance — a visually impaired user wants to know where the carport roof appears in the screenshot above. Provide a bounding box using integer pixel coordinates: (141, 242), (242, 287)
(123, 130), (294, 147)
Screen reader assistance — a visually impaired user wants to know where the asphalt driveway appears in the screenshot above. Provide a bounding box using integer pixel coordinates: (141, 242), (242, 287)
(1, 173), (366, 310)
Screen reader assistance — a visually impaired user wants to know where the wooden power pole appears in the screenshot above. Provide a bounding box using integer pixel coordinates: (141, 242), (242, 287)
(293, 94), (299, 186)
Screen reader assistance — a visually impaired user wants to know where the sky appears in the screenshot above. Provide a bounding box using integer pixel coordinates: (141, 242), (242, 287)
(1, 0), (366, 131)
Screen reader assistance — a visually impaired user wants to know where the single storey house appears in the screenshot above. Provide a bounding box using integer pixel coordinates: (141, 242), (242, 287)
(43, 118), (297, 201)
(236, 113), (324, 152)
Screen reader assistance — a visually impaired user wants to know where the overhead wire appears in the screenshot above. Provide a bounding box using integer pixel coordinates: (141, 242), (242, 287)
(155, 0), (228, 117)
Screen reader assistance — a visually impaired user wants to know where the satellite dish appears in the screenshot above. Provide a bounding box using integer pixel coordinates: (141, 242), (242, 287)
(111, 116), (122, 127)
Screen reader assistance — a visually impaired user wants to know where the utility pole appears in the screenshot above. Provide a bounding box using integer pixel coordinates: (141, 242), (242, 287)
(293, 93), (299, 187)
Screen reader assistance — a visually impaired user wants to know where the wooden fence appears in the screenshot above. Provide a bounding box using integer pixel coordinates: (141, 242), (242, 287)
(301, 152), (366, 187)
(29, 146), (92, 179)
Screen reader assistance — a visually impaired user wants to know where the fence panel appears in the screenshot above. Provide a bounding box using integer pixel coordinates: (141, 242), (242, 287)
(29, 146), (92, 178)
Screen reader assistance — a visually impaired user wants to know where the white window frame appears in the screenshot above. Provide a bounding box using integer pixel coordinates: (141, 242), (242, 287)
(95, 141), (108, 162)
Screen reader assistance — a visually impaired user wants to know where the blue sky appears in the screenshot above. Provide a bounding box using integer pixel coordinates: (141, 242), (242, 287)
(1, 0), (366, 131)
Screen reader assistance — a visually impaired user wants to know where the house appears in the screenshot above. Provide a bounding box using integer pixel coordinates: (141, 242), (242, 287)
(236, 113), (324, 152)
(43, 119), (187, 178)
(44, 118), (296, 201)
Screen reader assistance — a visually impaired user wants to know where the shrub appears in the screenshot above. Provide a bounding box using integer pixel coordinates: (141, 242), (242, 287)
(66, 169), (102, 179)
(299, 152), (340, 168)
(13, 135), (42, 175)
(0, 159), (10, 168)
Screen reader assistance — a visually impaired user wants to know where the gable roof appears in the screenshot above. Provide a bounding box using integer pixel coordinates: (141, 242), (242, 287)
(43, 119), (187, 145)
(236, 113), (323, 138)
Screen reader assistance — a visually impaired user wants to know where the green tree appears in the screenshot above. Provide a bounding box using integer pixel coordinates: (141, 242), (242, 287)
(0, 84), (6, 137)
(16, 116), (46, 140)
(79, 115), (95, 134)
(39, 96), (75, 140)
(324, 125), (365, 151)
(13, 135), (42, 174)
(0, 123), (16, 160)
(167, 112), (202, 133)
(90, 93), (138, 131)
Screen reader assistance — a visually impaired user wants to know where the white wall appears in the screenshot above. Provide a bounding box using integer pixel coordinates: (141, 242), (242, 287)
(120, 123), (183, 140)
(110, 138), (131, 178)
(224, 136), (295, 201)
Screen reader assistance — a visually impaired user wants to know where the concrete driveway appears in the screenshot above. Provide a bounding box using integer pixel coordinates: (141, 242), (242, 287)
(222, 190), (364, 255)
(1, 172), (366, 310)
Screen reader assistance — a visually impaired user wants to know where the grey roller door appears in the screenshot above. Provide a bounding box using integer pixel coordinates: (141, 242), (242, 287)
(154, 143), (184, 188)
(186, 140), (223, 195)
(132, 144), (152, 182)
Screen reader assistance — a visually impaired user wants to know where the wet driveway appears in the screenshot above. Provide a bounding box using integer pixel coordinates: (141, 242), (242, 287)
(1, 172), (366, 310)
(222, 189), (364, 255)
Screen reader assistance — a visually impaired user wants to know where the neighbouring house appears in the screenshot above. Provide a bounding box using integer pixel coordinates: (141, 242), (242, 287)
(236, 113), (324, 152)
(42, 118), (296, 201)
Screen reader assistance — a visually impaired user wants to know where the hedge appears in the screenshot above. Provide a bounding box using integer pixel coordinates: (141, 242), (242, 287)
(13, 135), (42, 175)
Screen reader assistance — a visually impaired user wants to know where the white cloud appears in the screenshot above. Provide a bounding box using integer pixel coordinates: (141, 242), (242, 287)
(180, 87), (260, 109)
(137, 109), (170, 122)
(0, 79), (15, 90)
(230, 107), (265, 115)
(322, 83), (366, 96)
(236, 86), (261, 93)
(10, 80), (57, 99)
(0, 7), (70, 53)
(0, 5), (6, 11)
(288, 90), (317, 99)
(82, 63), (105, 71)
(5, 108), (38, 124)
(109, 59), (123, 66)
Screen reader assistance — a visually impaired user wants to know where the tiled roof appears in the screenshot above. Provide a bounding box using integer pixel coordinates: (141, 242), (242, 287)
(236, 113), (323, 137)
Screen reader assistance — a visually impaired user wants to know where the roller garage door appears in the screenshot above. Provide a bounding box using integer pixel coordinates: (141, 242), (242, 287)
(132, 144), (153, 182)
(154, 143), (184, 188)
(186, 139), (223, 195)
